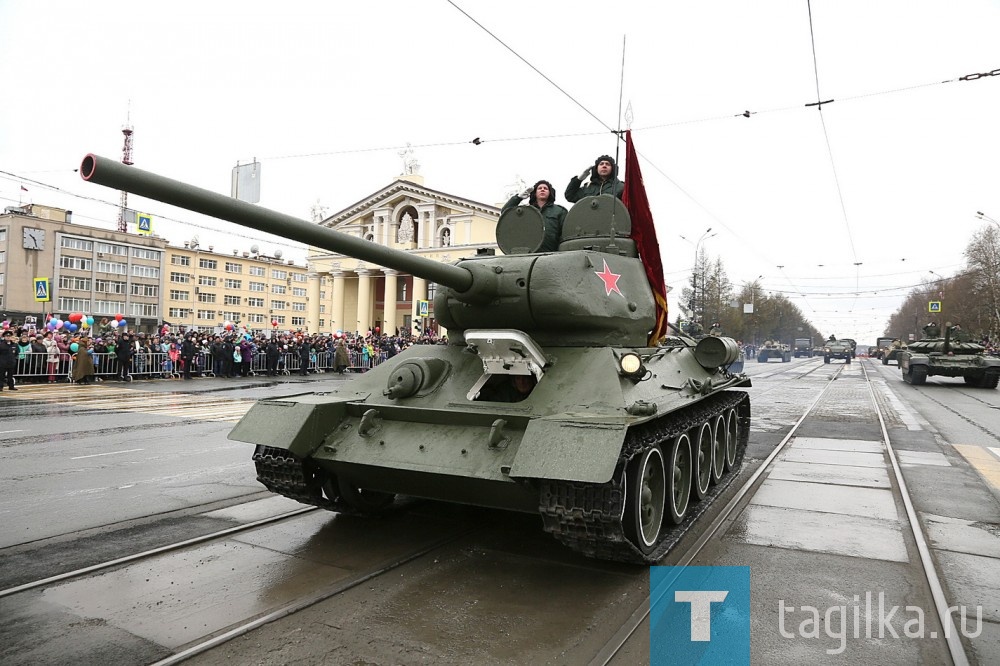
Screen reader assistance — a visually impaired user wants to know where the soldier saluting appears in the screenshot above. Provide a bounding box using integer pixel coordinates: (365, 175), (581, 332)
(565, 155), (624, 203)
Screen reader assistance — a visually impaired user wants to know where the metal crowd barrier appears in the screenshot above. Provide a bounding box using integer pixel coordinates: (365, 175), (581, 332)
(12, 346), (395, 385)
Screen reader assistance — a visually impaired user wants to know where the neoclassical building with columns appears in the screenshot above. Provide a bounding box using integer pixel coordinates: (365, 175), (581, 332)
(305, 172), (502, 337)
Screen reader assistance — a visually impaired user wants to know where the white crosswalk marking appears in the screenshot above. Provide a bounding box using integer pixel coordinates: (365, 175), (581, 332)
(1, 384), (254, 422)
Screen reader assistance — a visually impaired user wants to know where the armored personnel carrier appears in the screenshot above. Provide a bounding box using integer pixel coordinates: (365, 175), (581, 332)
(899, 324), (999, 387)
(81, 154), (751, 564)
(757, 341), (792, 363)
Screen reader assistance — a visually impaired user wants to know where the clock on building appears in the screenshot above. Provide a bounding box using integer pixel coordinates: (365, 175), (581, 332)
(22, 227), (45, 250)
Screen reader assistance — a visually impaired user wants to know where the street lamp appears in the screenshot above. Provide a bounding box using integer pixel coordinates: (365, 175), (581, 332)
(679, 228), (716, 333)
(976, 211), (999, 228)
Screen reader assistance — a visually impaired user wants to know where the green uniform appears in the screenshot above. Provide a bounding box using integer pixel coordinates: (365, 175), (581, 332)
(564, 176), (624, 203)
(502, 195), (567, 253)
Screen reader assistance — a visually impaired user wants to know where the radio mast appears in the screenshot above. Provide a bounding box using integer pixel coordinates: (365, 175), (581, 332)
(116, 110), (134, 233)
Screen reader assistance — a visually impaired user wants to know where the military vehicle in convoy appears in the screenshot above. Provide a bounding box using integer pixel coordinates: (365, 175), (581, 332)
(841, 338), (858, 358)
(757, 340), (792, 363)
(874, 337), (905, 365)
(871, 337), (894, 360)
(899, 323), (1000, 387)
(81, 154), (751, 564)
(823, 339), (853, 364)
(793, 337), (813, 358)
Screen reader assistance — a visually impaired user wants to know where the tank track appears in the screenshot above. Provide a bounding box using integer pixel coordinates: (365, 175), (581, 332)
(251, 445), (359, 514)
(538, 391), (751, 564)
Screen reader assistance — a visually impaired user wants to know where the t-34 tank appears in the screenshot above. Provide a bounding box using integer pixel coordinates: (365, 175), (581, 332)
(899, 323), (1000, 388)
(80, 154), (751, 564)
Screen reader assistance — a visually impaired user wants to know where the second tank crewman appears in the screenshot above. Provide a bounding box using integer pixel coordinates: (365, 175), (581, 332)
(565, 154), (625, 203)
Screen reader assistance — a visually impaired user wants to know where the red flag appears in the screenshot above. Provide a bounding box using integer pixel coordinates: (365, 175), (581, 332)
(20, 185), (28, 192)
(621, 130), (669, 345)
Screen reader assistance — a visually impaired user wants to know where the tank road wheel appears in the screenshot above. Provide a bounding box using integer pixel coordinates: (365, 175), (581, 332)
(724, 408), (739, 470)
(985, 371), (1000, 389)
(667, 434), (693, 525)
(624, 445), (668, 554)
(710, 414), (726, 484)
(336, 477), (396, 512)
(692, 422), (713, 501)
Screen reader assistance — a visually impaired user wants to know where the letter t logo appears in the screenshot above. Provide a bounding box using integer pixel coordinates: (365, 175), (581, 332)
(675, 590), (730, 641)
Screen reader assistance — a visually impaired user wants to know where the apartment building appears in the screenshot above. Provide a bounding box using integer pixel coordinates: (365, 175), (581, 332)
(0, 204), (167, 332)
(164, 243), (309, 334)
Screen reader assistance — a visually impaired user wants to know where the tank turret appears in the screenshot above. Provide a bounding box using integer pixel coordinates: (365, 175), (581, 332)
(80, 152), (752, 563)
(81, 155), (652, 347)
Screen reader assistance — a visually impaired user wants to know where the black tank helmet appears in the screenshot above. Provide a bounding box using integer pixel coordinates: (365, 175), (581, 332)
(589, 154), (619, 180)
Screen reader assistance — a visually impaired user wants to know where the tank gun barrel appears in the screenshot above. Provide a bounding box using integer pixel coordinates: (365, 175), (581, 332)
(79, 154), (473, 292)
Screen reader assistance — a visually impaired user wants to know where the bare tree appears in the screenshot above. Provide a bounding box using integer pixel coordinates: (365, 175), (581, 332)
(964, 226), (1000, 340)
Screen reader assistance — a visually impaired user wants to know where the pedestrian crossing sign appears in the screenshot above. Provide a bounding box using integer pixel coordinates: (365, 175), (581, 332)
(34, 277), (51, 302)
(136, 212), (152, 235)
(418, 299), (429, 317)
(929, 301), (942, 313)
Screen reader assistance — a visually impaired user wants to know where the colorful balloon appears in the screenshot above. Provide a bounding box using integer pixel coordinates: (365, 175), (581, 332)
(70, 342), (79, 352)
(109, 320), (119, 328)
(115, 313), (123, 321)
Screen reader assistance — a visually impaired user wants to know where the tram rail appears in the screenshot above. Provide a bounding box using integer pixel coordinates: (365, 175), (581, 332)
(591, 360), (971, 666)
(0, 507), (317, 599)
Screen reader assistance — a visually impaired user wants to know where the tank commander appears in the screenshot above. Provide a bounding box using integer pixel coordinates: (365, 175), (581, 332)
(565, 155), (624, 203)
(709, 322), (722, 336)
(502, 179), (567, 253)
(923, 322), (940, 338)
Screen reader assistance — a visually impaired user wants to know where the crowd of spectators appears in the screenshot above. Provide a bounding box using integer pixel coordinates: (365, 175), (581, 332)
(0, 319), (447, 385)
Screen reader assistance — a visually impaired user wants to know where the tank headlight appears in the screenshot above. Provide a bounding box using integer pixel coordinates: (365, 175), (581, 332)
(619, 352), (645, 378)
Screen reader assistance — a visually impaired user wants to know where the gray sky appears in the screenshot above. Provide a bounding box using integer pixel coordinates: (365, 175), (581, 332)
(2, 1), (998, 342)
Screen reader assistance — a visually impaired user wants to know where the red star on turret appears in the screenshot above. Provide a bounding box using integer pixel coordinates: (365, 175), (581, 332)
(595, 259), (623, 296)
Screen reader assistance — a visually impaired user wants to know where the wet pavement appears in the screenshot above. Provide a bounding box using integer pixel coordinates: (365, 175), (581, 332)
(1, 359), (999, 664)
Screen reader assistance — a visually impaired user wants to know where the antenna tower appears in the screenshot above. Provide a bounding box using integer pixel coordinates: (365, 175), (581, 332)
(116, 114), (134, 233)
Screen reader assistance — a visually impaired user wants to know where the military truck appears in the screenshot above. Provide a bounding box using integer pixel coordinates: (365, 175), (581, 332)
(823, 339), (853, 364)
(841, 338), (858, 359)
(871, 337), (894, 360)
(793, 338), (813, 358)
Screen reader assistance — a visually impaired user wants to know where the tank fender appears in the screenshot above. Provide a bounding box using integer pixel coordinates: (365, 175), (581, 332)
(508, 418), (627, 484)
(228, 393), (359, 458)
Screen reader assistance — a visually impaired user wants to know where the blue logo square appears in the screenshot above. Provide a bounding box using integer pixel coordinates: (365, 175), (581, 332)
(650, 566), (750, 665)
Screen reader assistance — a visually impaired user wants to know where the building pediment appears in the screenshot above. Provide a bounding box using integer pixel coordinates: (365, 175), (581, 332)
(322, 179), (498, 231)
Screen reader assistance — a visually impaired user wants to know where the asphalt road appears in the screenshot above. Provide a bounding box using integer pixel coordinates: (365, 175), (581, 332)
(0, 358), (998, 665)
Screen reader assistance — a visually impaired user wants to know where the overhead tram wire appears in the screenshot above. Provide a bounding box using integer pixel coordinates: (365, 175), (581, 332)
(805, 0), (859, 313)
(445, 0), (616, 134)
(0, 169), (309, 253)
